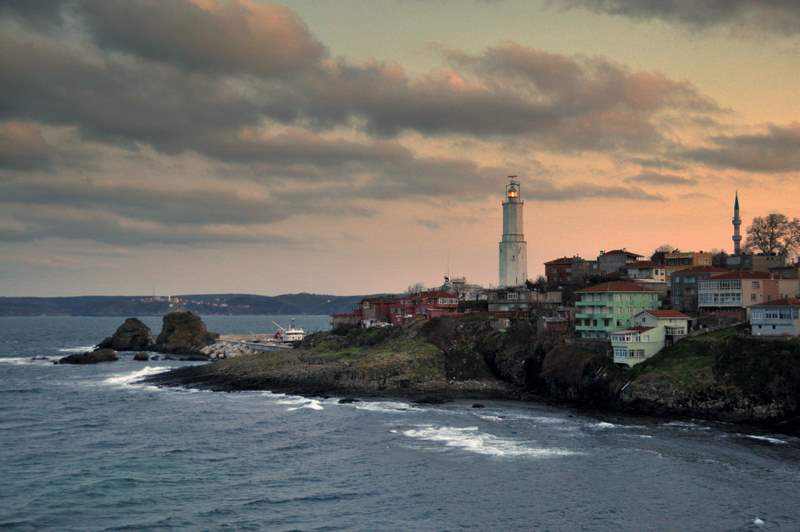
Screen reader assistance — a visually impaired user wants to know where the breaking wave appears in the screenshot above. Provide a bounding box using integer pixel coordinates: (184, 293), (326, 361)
(399, 424), (581, 458)
(58, 345), (96, 353)
(103, 366), (172, 387)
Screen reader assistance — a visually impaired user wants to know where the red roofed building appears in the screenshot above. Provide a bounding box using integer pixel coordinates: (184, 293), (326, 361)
(597, 249), (643, 274)
(611, 308), (691, 366)
(544, 256), (597, 285)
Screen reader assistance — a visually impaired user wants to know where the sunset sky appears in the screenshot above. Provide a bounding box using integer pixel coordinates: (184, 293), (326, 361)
(1, 0), (799, 296)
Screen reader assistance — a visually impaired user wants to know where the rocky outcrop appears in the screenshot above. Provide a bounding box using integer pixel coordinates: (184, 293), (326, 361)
(59, 348), (118, 364)
(154, 311), (218, 355)
(133, 352), (150, 361)
(98, 318), (154, 351)
(146, 320), (519, 400)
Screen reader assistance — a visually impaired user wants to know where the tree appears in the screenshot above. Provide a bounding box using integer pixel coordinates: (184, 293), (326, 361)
(406, 282), (426, 294)
(745, 213), (800, 258)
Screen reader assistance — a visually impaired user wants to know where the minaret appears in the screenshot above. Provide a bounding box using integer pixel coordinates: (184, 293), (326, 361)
(732, 191), (741, 256)
(498, 176), (527, 287)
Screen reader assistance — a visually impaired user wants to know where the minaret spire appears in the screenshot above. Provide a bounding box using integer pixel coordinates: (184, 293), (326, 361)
(732, 191), (742, 256)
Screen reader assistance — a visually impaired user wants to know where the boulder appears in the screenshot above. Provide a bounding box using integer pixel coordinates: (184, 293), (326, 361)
(338, 397), (360, 404)
(133, 352), (150, 361)
(59, 348), (118, 364)
(155, 311), (218, 355)
(98, 318), (154, 351)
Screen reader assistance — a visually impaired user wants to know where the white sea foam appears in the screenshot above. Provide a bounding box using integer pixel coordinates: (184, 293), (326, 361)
(399, 424), (581, 458)
(275, 396), (325, 410)
(287, 399), (324, 411)
(0, 357), (53, 365)
(662, 421), (711, 431)
(58, 345), (96, 353)
(589, 421), (619, 429)
(354, 401), (421, 414)
(103, 366), (171, 387)
(739, 434), (787, 445)
(478, 415), (505, 422)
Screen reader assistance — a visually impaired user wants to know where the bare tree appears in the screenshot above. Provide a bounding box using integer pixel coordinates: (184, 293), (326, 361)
(406, 282), (426, 294)
(745, 213), (800, 257)
(654, 244), (676, 253)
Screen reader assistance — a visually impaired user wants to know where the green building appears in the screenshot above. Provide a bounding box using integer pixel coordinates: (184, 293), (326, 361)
(575, 281), (660, 339)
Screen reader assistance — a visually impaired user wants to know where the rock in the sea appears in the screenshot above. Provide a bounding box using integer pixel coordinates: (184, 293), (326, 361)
(97, 318), (154, 351)
(472, 403), (485, 409)
(59, 348), (118, 364)
(133, 352), (150, 361)
(155, 311), (218, 355)
(338, 398), (360, 404)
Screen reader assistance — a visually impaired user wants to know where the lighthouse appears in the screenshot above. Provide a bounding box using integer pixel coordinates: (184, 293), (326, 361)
(498, 177), (528, 287)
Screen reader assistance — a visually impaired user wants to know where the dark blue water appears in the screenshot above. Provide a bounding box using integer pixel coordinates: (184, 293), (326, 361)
(1, 317), (799, 531)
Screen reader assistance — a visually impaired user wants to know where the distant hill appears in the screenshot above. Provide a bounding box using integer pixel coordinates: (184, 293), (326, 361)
(0, 293), (385, 317)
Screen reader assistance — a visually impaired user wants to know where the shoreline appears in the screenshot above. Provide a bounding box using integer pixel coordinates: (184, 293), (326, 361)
(144, 361), (800, 437)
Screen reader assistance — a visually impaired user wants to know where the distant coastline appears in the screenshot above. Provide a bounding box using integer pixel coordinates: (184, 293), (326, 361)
(0, 293), (381, 317)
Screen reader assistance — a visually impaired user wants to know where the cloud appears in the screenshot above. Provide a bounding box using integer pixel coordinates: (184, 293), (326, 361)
(528, 179), (665, 201)
(417, 219), (441, 230)
(682, 123), (800, 172)
(556, 0), (800, 36)
(0, 8), (719, 159)
(0, 121), (54, 170)
(0, 206), (297, 246)
(625, 171), (697, 186)
(77, 0), (326, 77)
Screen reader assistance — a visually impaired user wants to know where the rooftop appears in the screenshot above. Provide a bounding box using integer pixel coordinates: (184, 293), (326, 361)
(710, 271), (772, 280)
(601, 249), (643, 257)
(576, 281), (654, 293)
(613, 326), (655, 334)
(671, 266), (730, 275)
(544, 256), (579, 266)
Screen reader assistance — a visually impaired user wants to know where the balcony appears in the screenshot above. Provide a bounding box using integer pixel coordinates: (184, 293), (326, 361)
(576, 299), (610, 307)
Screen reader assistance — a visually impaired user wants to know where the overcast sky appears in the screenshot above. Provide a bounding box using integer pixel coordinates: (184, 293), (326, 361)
(1, 0), (799, 296)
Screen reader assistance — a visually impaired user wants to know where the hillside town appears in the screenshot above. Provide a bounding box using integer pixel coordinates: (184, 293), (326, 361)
(334, 180), (800, 368)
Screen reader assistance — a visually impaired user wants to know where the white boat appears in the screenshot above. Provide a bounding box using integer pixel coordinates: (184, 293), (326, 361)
(274, 319), (305, 343)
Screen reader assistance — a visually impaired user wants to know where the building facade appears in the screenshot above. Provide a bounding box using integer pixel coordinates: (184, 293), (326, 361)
(670, 266), (730, 313)
(611, 309), (690, 367)
(626, 261), (666, 282)
(575, 281), (660, 339)
(544, 256), (597, 286)
(664, 251), (713, 280)
(498, 178), (527, 287)
(698, 271), (800, 318)
(597, 249), (643, 274)
(751, 298), (800, 336)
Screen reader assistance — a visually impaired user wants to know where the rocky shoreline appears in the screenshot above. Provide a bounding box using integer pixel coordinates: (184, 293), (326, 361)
(142, 315), (800, 436)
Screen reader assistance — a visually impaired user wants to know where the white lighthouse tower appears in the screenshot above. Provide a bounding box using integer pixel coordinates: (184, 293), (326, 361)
(498, 176), (527, 287)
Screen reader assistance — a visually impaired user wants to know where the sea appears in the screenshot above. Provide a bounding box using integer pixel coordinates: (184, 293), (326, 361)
(1, 316), (800, 531)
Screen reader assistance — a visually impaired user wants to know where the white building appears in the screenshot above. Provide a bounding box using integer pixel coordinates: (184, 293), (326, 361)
(611, 309), (690, 367)
(626, 261), (666, 282)
(498, 177), (527, 287)
(751, 298), (800, 336)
